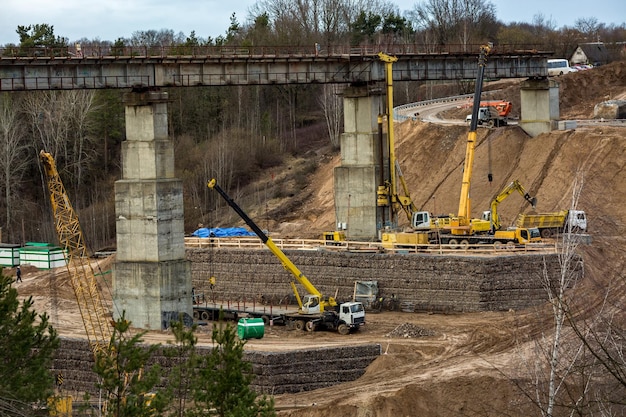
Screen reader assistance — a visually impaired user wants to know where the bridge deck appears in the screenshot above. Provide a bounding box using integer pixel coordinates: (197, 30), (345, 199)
(0, 44), (551, 91)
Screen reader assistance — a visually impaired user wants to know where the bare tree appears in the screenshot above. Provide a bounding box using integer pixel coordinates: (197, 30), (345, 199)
(0, 94), (29, 241)
(510, 175), (626, 416)
(318, 84), (343, 148)
(409, 0), (496, 48)
(66, 90), (98, 202)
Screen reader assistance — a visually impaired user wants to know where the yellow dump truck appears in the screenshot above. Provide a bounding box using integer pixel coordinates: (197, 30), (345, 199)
(516, 210), (587, 238)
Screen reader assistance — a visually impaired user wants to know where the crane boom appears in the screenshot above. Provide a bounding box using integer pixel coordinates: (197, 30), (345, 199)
(207, 179), (336, 311)
(39, 150), (112, 356)
(458, 43), (491, 221)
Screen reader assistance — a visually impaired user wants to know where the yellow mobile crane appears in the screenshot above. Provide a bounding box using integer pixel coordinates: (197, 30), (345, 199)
(207, 179), (365, 335)
(449, 43), (493, 237)
(410, 45), (540, 248)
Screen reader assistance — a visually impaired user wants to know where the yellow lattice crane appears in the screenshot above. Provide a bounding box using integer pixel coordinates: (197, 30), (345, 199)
(39, 150), (112, 356)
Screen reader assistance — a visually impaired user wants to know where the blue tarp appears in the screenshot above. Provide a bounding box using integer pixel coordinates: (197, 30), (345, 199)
(191, 227), (256, 238)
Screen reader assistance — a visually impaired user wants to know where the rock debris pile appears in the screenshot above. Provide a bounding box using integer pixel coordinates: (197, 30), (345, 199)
(385, 323), (436, 338)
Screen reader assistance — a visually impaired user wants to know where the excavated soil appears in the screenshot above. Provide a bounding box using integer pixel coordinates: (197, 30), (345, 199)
(3, 60), (626, 417)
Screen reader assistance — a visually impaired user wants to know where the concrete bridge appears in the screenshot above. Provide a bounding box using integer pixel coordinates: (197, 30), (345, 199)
(0, 44), (550, 89)
(0, 44), (558, 329)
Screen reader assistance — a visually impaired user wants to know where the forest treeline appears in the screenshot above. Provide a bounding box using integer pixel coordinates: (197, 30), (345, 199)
(1, 0), (625, 250)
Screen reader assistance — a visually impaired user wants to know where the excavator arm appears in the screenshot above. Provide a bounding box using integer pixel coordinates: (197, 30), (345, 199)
(490, 180), (537, 231)
(207, 179), (336, 311)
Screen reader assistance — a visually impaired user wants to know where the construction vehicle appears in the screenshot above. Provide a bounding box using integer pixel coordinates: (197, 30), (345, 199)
(441, 44), (494, 240)
(391, 46), (540, 249)
(40, 151), (150, 415)
(481, 180), (537, 232)
(465, 100), (512, 127)
(40, 150), (113, 355)
(321, 230), (346, 245)
(207, 178), (365, 335)
(376, 51), (431, 248)
(516, 210), (587, 238)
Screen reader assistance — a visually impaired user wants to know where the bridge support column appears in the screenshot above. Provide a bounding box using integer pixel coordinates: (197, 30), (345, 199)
(113, 90), (192, 330)
(519, 78), (560, 137)
(334, 86), (384, 241)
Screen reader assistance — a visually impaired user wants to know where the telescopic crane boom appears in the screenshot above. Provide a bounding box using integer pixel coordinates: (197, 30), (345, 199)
(207, 178), (335, 312)
(450, 43), (493, 236)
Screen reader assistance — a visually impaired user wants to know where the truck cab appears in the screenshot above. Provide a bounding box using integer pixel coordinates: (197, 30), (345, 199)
(466, 107), (508, 127)
(568, 210), (587, 232)
(339, 302), (366, 329)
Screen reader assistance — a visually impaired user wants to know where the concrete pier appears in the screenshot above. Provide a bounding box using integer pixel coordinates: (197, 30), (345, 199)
(519, 78), (560, 137)
(113, 90), (192, 330)
(334, 86), (385, 241)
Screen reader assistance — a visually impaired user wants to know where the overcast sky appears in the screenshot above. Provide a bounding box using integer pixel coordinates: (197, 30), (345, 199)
(1, 0), (624, 45)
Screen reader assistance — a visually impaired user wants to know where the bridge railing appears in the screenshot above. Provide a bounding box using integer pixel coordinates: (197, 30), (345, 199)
(184, 236), (556, 254)
(1, 43), (550, 60)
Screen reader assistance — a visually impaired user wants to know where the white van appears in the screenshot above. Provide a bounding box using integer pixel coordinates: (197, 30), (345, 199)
(547, 59), (576, 76)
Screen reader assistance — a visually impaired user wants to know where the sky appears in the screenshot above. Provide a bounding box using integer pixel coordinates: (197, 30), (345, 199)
(1, 0), (624, 45)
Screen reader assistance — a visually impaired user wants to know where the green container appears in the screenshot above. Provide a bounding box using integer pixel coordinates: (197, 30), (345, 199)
(237, 318), (265, 340)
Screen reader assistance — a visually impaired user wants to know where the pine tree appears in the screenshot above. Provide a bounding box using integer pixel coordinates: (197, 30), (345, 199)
(191, 320), (275, 417)
(0, 270), (59, 414)
(163, 318), (200, 417)
(93, 313), (165, 417)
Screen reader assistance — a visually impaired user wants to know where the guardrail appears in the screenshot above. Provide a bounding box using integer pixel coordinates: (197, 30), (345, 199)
(575, 119), (626, 127)
(184, 236), (556, 254)
(0, 43), (551, 61)
(393, 94), (474, 122)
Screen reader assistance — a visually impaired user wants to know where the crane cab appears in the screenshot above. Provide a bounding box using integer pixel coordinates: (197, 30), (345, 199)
(301, 294), (321, 314)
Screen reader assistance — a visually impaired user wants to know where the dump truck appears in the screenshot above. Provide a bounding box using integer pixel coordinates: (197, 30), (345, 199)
(516, 210), (587, 238)
(465, 100), (512, 127)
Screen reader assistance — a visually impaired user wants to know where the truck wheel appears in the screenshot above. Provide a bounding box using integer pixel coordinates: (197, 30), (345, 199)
(494, 241), (504, 250)
(506, 241), (516, 250)
(305, 321), (317, 332)
(261, 315), (270, 325)
(448, 239), (459, 249)
(337, 323), (350, 335)
(541, 228), (553, 238)
(200, 311), (210, 321)
(294, 320), (305, 331)
(459, 239), (469, 250)
(193, 310), (199, 320)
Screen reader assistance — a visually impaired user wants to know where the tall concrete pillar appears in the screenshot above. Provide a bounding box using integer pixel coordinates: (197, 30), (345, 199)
(519, 78), (560, 137)
(334, 86), (384, 241)
(113, 90), (192, 330)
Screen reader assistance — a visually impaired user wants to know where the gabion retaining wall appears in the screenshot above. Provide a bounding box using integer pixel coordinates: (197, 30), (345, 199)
(52, 338), (381, 396)
(189, 249), (575, 312)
